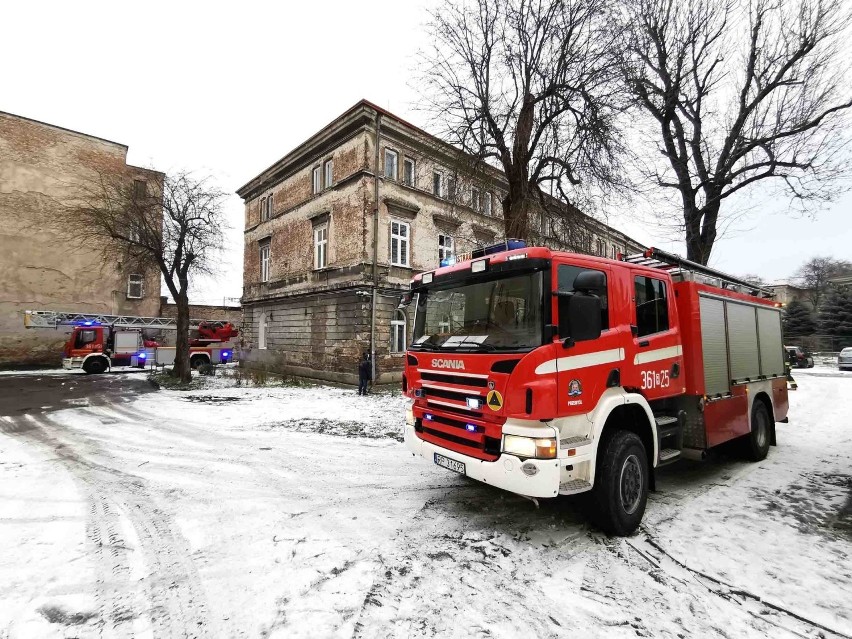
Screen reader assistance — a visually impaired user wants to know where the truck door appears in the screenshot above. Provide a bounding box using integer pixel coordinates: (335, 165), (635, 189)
(552, 261), (623, 416)
(72, 327), (102, 357)
(624, 272), (683, 401)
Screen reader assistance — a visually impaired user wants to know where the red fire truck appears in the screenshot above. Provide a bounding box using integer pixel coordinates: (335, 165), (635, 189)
(401, 242), (788, 535)
(24, 310), (238, 374)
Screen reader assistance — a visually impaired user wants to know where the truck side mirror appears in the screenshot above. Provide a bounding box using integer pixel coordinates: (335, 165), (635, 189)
(398, 292), (413, 309)
(558, 294), (602, 346)
(573, 270), (606, 293)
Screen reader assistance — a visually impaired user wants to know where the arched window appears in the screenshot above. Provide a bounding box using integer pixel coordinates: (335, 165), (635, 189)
(258, 312), (268, 350)
(391, 310), (407, 353)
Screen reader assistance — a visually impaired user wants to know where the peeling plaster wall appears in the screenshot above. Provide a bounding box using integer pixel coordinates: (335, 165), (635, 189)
(0, 112), (161, 367)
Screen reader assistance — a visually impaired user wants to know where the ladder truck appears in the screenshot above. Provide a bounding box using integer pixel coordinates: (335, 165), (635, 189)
(400, 242), (789, 535)
(24, 310), (238, 374)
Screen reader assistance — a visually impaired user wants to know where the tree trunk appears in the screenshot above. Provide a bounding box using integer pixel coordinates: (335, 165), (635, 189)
(502, 169), (534, 241)
(174, 290), (191, 383)
(684, 201), (720, 266)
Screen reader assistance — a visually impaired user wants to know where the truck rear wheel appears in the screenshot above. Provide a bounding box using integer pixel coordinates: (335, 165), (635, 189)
(590, 431), (649, 536)
(744, 400), (771, 461)
(82, 357), (107, 375)
(190, 355), (207, 370)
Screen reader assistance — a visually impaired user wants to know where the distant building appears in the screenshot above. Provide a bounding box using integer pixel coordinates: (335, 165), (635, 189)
(0, 111), (162, 366)
(765, 282), (813, 308)
(236, 100), (643, 385)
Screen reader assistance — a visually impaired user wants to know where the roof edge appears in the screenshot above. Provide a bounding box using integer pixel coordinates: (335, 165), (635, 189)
(0, 110), (129, 150)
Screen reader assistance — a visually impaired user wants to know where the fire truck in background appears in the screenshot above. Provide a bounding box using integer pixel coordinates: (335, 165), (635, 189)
(23, 310), (238, 374)
(401, 241), (789, 535)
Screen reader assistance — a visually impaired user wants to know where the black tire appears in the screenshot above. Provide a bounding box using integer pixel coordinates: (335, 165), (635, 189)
(190, 355), (207, 370)
(82, 357), (107, 375)
(744, 400), (771, 461)
(590, 431), (649, 536)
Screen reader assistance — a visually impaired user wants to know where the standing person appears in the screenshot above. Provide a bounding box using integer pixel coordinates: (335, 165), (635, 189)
(358, 352), (371, 395)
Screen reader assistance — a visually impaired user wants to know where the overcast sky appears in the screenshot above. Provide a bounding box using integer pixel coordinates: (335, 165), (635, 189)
(2, 0), (849, 302)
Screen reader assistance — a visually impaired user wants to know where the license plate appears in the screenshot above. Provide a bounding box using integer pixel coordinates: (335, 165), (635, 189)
(434, 452), (465, 475)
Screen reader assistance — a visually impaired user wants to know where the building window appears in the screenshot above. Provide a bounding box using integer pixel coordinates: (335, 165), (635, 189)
(634, 276), (670, 337)
(391, 310), (407, 353)
(438, 234), (454, 264)
(312, 166), (322, 194)
(260, 243), (271, 283)
(471, 187), (481, 212)
(438, 314), (451, 333)
(128, 223), (140, 243)
(596, 239), (605, 256)
(433, 171), (443, 197)
(324, 159), (333, 188)
(390, 220), (410, 267)
(261, 193), (273, 222)
(384, 149), (398, 180)
(611, 244), (618, 259)
(446, 176), (456, 202)
(484, 191), (492, 216)
(127, 274), (143, 299)
(314, 223), (328, 269)
(403, 158), (415, 187)
(258, 312), (268, 350)
(133, 179), (147, 199)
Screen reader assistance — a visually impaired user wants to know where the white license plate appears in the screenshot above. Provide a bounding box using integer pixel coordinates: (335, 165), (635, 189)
(434, 452), (465, 475)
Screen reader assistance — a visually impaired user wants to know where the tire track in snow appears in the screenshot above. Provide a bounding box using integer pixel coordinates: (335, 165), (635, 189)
(18, 412), (213, 638)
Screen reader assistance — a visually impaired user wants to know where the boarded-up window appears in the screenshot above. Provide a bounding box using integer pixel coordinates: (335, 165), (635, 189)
(127, 274), (144, 299)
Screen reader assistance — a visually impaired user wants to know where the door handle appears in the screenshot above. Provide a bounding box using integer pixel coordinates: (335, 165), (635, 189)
(638, 340), (650, 347)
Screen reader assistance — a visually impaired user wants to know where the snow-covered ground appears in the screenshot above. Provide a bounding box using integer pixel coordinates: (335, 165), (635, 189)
(0, 371), (850, 638)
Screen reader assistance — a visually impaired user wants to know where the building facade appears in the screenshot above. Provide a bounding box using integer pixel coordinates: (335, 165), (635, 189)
(0, 111), (162, 366)
(237, 100), (642, 385)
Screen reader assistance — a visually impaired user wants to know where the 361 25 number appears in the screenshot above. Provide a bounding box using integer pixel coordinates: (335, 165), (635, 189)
(641, 369), (670, 390)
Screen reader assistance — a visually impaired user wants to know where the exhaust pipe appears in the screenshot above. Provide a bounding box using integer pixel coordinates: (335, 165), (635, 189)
(680, 448), (706, 461)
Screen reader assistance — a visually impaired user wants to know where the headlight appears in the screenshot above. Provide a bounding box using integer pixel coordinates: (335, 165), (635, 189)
(503, 435), (557, 459)
(405, 403), (415, 426)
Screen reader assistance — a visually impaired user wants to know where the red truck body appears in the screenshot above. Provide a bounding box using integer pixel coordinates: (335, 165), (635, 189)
(402, 244), (788, 534)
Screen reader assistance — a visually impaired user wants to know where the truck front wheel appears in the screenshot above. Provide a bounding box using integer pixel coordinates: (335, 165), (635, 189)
(83, 358), (107, 375)
(590, 431), (649, 536)
(190, 355), (207, 370)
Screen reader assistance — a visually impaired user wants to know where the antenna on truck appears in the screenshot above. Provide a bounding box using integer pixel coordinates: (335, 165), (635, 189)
(620, 248), (776, 299)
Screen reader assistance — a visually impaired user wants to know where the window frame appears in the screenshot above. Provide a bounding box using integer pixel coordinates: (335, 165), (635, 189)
(390, 220), (410, 267)
(438, 234), (454, 264)
(403, 157), (415, 187)
(312, 166), (322, 194)
(633, 275), (670, 337)
(324, 159), (333, 188)
(260, 242), (271, 283)
(384, 148), (398, 181)
(313, 222), (329, 270)
(127, 274), (144, 299)
(258, 312), (268, 350)
(445, 175), (456, 202)
(484, 191), (493, 216)
(390, 309), (407, 353)
(471, 187), (481, 212)
(432, 171), (443, 198)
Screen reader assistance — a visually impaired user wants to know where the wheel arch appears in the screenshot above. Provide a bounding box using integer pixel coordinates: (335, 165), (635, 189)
(81, 353), (110, 373)
(589, 390), (658, 488)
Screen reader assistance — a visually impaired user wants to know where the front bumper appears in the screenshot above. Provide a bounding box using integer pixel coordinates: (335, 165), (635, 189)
(62, 358), (83, 370)
(404, 423), (562, 498)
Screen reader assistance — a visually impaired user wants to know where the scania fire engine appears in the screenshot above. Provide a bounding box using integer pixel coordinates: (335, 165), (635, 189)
(401, 241), (789, 535)
(24, 310), (238, 374)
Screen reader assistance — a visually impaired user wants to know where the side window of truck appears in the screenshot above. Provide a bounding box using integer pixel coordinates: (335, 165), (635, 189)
(75, 330), (97, 348)
(557, 265), (609, 329)
(634, 276), (669, 337)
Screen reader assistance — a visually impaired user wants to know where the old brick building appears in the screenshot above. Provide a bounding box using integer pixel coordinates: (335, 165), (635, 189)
(0, 111), (162, 366)
(237, 100), (642, 385)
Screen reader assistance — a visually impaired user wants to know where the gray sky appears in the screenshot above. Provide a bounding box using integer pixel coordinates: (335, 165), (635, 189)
(2, 0), (849, 301)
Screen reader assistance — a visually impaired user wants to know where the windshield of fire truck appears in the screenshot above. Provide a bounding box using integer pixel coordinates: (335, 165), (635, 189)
(411, 271), (543, 352)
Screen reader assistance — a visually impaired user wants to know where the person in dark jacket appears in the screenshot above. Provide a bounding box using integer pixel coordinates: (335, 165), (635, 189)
(358, 353), (372, 395)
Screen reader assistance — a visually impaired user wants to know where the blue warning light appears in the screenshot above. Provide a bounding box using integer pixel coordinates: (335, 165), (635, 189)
(465, 423), (477, 432)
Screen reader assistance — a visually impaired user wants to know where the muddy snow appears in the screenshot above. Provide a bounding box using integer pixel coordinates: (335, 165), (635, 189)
(0, 369), (850, 638)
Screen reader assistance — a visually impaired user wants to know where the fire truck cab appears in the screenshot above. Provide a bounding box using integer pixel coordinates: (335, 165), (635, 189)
(402, 242), (788, 535)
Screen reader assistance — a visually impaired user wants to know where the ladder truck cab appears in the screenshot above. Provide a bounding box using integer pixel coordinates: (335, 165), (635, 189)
(401, 241), (789, 535)
(24, 311), (238, 374)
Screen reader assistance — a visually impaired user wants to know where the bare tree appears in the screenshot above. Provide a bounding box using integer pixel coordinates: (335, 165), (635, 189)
(64, 171), (227, 382)
(794, 256), (852, 309)
(419, 0), (626, 241)
(620, 0), (852, 264)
